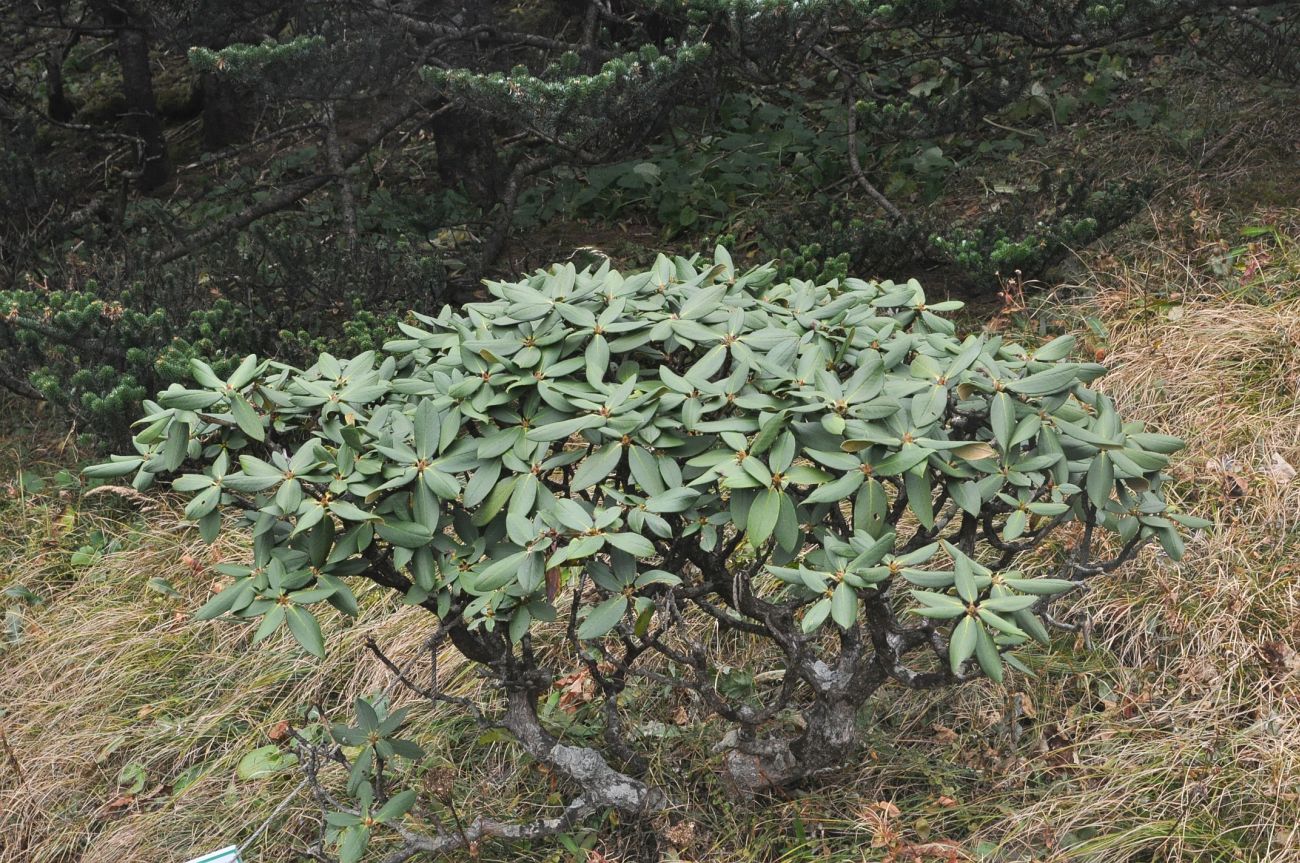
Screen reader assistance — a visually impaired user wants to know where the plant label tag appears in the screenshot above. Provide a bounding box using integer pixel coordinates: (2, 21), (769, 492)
(183, 846), (241, 863)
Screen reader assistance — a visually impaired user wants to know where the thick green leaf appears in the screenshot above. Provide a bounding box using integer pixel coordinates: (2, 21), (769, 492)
(329, 500), (376, 522)
(189, 358), (223, 389)
(1031, 335), (1076, 362)
(194, 579), (251, 621)
(570, 443), (623, 491)
(236, 745), (298, 780)
(605, 532), (657, 557)
(949, 615), (978, 674)
(1002, 576), (1075, 595)
(478, 550), (532, 590)
(1127, 432), (1185, 454)
(339, 825), (370, 863)
(526, 415), (604, 442)
(377, 519), (435, 548)
(158, 388), (222, 411)
(184, 485), (220, 521)
(802, 597), (832, 633)
(285, 607), (326, 658)
(949, 480), (981, 516)
(577, 595), (628, 640)
(1086, 452), (1115, 509)
(747, 488), (782, 547)
(854, 479), (888, 537)
(805, 470), (864, 504)
(375, 789), (417, 823)
(904, 470), (934, 529)
(83, 458), (144, 478)
(977, 608), (1027, 638)
(1005, 365), (1079, 396)
(973, 624), (1003, 682)
(990, 393), (1014, 450)
(228, 394), (265, 442)
(981, 594), (1039, 613)
(226, 354), (264, 389)
(831, 581), (857, 629)
(774, 490), (800, 551)
(1002, 509), (1027, 541)
(953, 556), (977, 603)
(325, 812), (363, 829)
(872, 444), (931, 476)
(1169, 512), (1212, 530)
(911, 383), (948, 427)
(645, 487), (699, 513)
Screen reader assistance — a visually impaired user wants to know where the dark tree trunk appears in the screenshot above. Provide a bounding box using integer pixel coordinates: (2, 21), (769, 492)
(115, 26), (170, 190)
(45, 50), (76, 122)
(95, 0), (171, 190)
(423, 0), (503, 205)
(502, 688), (667, 815)
(432, 107), (503, 204)
(200, 72), (253, 151)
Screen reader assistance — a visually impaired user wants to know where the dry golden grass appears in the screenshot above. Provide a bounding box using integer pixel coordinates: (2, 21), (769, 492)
(938, 200), (1300, 862)
(0, 453), (506, 863)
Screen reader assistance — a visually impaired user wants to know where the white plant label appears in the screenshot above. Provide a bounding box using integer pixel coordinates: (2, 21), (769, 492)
(183, 846), (241, 863)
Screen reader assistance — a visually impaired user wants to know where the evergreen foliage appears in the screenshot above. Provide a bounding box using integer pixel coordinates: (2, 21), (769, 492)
(90, 250), (1210, 859)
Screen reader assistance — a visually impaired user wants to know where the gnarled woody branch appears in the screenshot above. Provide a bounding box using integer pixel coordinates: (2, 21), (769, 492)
(502, 688), (667, 814)
(328, 635), (667, 863)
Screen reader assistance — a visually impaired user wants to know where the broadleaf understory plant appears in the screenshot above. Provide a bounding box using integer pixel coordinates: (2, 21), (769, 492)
(88, 248), (1206, 859)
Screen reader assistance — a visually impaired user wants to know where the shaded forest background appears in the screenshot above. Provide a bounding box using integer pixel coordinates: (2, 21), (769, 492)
(2, 0), (1296, 442)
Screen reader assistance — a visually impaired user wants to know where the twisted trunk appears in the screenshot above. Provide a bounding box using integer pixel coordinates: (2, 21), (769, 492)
(723, 660), (886, 791)
(502, 688), (668, 815)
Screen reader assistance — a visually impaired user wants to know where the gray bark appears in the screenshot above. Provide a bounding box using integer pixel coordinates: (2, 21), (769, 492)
(724, 662), (886, 791)
(502, 688), (668, 814)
